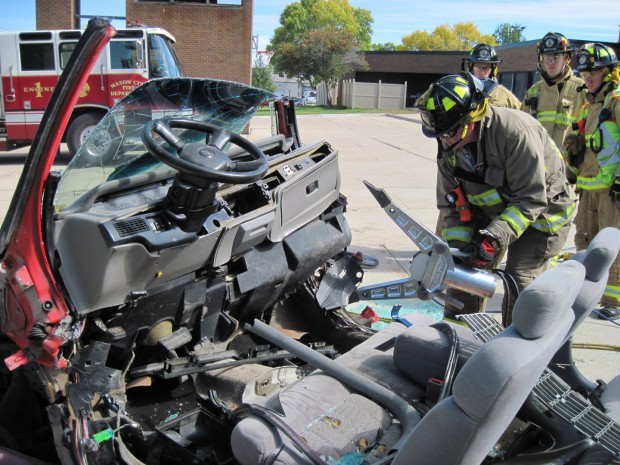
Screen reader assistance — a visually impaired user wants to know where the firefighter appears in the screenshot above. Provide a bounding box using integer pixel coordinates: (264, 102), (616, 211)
(522, 32), (586, 160)
(462, 43), (521, 109)
(430, 44), (521, 276)
(565, 43), (620, 320)
(416, 73), (577, 325)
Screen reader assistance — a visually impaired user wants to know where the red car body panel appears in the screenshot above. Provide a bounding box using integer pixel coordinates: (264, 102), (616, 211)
(1, 21), (116, 369)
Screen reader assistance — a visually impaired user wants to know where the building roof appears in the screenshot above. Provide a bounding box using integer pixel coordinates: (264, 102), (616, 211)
(362, 40), (620, 75)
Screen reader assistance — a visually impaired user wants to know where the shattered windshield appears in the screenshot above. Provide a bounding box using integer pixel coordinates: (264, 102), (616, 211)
(54, 78), (273, 211)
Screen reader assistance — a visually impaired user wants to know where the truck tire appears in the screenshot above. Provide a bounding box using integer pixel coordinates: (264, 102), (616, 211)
(67, 113), (120, 163)
(66, 113), (100, 155)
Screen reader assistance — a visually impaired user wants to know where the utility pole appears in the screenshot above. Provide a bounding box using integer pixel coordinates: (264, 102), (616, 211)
(73, 0), (80, 29)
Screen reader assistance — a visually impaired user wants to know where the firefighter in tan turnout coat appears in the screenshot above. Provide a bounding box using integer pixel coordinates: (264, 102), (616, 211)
(417, 73), (577, 325)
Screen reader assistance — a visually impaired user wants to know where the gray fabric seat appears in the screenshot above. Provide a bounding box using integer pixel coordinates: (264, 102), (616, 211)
(549, 227), (620, 392)
(392, 316), (481, 389)
(230, 316), (429, 465)
(231, 260), (585, 465)
(394, 227), (620, 392)
(565, 227), (620, 333)
(390, 260), (583, 465)
(560, 228), (620, 424)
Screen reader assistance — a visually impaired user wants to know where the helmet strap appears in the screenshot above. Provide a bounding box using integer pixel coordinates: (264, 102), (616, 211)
(442, 137), (463, 152)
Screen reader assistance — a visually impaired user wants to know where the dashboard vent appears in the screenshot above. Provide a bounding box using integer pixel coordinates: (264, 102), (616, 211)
(114, 218), (149, 237)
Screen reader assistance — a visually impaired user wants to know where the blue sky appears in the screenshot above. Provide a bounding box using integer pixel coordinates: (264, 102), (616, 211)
(1, 0), (619, 51)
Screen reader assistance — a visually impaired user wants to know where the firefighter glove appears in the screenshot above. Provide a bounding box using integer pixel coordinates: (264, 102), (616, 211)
(610, 176), (620, 202)
(564, 134), (586, 168)
(465, 236), (500, 269)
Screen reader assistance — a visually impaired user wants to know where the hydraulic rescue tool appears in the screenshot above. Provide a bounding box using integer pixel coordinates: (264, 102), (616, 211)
(354, 181), (496, 309)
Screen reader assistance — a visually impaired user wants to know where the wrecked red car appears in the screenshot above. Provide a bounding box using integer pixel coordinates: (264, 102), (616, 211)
(0, 18), (619, 465)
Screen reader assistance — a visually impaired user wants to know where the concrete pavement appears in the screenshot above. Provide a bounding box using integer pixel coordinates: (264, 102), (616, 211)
(0, 112), (618, 383)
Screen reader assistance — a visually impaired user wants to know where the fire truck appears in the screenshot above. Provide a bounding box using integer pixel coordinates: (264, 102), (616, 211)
(0, 26), (183, 154)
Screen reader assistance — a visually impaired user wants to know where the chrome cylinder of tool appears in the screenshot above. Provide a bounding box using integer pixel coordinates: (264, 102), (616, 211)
(444, 266), (496, 298)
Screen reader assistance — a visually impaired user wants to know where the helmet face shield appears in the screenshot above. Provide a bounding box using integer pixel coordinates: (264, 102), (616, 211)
(420, 110), (437, 137)
(420, 109), (463, 138)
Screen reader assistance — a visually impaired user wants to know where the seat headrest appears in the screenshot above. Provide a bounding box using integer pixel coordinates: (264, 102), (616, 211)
(572, 227), (620, 282)
(512, 261), (585, 339)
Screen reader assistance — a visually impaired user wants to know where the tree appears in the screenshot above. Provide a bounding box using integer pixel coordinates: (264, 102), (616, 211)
(251, 56), (275, 93)
(269, 0), (372, 106)
(271, 0), (373, 51)
(494, 23), (527, 45)
(371, 42), (397, 51)
(399, 22), (496, 51)
(275, 26), (367, 106)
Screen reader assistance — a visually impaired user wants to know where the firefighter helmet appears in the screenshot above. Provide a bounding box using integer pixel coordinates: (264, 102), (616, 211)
(465, 43), (502, 64)
(417, 73), (485, 138)
(537, 32), (573, 56)
(575, 43), (618, 71)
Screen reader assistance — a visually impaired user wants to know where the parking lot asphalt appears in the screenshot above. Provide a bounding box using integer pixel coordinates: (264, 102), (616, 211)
(0, 111), (618, 383)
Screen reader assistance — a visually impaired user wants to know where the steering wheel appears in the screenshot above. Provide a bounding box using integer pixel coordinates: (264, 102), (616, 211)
(141, 118), (269, 184)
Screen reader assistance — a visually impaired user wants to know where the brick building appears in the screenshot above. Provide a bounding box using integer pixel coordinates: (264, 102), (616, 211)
(36, 0), (253, 85)
(36, 0), (80, 29)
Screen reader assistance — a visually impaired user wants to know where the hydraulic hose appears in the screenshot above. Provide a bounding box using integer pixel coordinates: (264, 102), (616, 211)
(572, 342), (620, 352)
(245, 320), (420, 451)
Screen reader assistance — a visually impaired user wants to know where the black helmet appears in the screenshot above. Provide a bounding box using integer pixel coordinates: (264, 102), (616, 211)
(417, 73), (485, 138)
(575, 43), (618, 71)
(465, 43), (502, 64)
(537, 32), (573, 56)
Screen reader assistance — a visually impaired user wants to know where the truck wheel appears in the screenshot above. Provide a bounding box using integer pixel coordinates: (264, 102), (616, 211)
(67, 113), (100, 155)
(67, 113), (121, 163)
